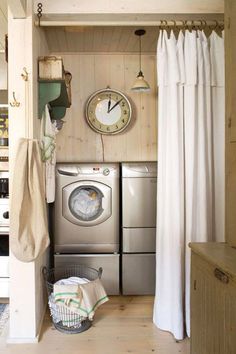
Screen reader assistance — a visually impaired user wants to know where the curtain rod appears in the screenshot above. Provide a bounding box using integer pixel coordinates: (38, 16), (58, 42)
(35, 18), (224, 28)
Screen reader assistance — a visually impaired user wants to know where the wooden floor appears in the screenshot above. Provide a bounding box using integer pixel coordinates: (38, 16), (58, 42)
(0, 296), (190, 354)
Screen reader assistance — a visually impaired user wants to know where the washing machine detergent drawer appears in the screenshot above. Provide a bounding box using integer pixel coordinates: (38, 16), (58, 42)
(122, 253), (156, 295)
(54, 254), (120, 295)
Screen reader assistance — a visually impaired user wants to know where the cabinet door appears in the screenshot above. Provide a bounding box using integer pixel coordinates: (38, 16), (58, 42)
(191, 252), (236, 354)
(225, 0), (236, 247)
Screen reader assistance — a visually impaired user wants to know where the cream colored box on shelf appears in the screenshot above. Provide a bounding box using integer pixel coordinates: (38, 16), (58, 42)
(38, 56), (64, 80)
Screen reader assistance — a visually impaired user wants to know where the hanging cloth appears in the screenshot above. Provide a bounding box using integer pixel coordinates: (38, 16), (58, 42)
(210, 30), (225, 242)
(40, 105), (58, 203)
(184, 29), (213, 336)
(10, 138), (50, 262)
(153, 29), (225, 340)
(153, 30), (185, 340)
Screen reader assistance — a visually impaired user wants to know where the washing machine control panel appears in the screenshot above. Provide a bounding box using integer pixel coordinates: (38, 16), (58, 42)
(103, 168), (110, 176)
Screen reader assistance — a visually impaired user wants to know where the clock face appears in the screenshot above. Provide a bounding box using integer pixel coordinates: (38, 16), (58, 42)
(86, 89), (132, 135)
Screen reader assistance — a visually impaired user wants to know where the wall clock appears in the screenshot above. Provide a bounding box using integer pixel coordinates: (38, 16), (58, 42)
(85, 88), (132, 135)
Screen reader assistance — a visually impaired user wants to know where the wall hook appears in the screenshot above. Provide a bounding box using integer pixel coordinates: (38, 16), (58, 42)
(10, 92), (20, 107)
(21, 67), (29, 81)
(37, 3), (43, 26)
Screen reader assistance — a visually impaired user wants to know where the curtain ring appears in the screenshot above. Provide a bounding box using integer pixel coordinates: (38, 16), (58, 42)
(169, 20), (176, 29)
(183, 20), (188, 30)
(212, 20), (219, 30)
(202, 20), (207, 29)
(163, 20), (168, 29)
(191, 20), (197, 31)
(197, 20), (203, 30)
(186, 20), (193, 31)
(179, 20), (185, 29)
(159, 20), (163, 31)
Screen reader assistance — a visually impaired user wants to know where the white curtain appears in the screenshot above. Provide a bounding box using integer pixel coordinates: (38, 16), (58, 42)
(153, 29), (225, 340)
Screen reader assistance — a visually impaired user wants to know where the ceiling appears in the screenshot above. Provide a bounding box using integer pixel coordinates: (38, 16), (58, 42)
(43, 26), (159, 53)
(0, 0), (7, 53)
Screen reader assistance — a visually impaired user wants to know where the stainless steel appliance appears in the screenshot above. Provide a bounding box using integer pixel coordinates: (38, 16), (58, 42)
(54, 254), (119, 295)
(0, 171), (9, 297)
(54, 163), (120, 295)
(121, 162), (157, 295)
(0, 234), (9, 297)
(0, 172), (9, 234)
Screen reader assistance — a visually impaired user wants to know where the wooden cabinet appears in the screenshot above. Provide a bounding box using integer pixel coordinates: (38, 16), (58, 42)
(190, 243), (236, 354)
(225, 0), (236, 246)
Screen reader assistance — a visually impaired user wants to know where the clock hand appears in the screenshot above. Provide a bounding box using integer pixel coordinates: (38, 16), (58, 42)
(107, 96), (111, 113)
(108, 99), (123, 113)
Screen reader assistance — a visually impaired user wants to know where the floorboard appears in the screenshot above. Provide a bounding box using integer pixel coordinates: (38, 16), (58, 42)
(0, 296), (190, 354)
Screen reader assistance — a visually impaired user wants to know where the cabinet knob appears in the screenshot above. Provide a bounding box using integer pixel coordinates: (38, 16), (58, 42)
(214, 268), (229, 284)
(3, 211), (9, 219)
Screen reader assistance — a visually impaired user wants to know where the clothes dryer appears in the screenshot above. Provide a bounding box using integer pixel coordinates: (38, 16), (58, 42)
(121, 162), (157, 295)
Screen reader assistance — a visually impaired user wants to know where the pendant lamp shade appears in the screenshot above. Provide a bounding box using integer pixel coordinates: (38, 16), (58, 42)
(131, 29), (150, 92)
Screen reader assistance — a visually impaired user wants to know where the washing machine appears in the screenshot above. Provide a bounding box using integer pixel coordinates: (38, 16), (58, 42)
(53, 163), (120, 295)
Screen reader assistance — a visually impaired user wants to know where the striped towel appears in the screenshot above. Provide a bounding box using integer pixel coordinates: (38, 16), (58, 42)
(53, 277), (109, 322)
(54, 284), (82, 311)
(79, 278), (109, 320)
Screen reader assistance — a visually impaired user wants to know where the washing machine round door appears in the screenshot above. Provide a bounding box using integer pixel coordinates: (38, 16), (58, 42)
(62, 181), (112, 226)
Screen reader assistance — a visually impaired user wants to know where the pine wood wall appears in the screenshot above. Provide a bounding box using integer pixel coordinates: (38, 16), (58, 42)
(56, 53), (157, 162)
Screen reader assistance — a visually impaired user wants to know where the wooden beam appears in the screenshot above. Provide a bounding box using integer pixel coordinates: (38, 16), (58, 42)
(8, 0), (26, 18)
(34, 0), (224, 14)
(35, 13), (224, 27)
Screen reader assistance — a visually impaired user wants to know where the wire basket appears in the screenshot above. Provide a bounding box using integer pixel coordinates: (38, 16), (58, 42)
(42, 264), (103, 334)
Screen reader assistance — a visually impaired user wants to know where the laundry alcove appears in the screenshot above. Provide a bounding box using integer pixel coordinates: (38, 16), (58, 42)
(7, 0), (224, 344)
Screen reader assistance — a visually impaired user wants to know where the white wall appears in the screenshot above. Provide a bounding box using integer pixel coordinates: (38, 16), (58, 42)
(8, 1), (49, 342)
(34, 0), (224, 14)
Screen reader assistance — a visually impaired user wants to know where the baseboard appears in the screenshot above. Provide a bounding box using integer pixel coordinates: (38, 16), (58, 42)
(7, 336), (39, 344)
(7, 304), (47, 344)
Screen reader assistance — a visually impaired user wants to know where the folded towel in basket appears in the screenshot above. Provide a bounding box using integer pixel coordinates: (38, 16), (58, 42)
(54, 284), (83, 311)
(79, 278), (109, 320)
(53, 277), (108, 321)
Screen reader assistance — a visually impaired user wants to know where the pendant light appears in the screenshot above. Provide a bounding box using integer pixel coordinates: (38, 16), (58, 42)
(131, 29), (150, 92)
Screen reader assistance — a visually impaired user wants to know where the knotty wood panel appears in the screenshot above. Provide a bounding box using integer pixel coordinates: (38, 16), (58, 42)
(56, 53), (157, 162)
(44, 27), (158, 53)
(191, 250), (236, 354)
(225, 0), (236, 247)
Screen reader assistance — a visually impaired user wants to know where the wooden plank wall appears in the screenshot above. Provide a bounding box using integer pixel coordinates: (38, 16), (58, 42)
(56, 53), (157, 162)
(225, 0), (236, 247)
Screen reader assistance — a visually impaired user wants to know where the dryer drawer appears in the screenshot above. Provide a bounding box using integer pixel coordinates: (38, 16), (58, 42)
(122, 178), (157, 228)
(123, 228), (156, 253)
(54, 254), (120, 295)
(122, 254), (156, 295)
